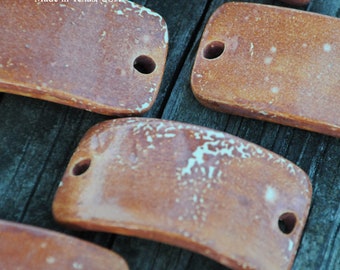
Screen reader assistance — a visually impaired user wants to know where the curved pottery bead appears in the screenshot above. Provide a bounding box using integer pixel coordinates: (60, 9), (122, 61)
(0, 1), (168, 115)
(0, 220), (129, 270)
(191, 3), (340, 137)
(53, 117), (312, 270)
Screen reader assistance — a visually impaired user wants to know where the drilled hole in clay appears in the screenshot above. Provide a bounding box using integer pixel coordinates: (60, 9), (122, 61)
(278, 212), (297, 234)
(72, 158), (91, 176)
(133, 55), (156, 74)
(203, 41), (225, 59)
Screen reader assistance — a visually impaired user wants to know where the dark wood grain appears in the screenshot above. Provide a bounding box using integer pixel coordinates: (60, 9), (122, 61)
(0, 0), (339, 269)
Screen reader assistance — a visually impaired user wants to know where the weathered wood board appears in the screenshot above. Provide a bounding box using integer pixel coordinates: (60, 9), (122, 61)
(0, 0), (339, 269)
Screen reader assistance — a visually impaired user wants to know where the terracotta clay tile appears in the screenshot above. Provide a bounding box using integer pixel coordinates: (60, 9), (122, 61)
(0, 1), (168, 115)
(53, 117), (312, 270)
(191, 3), (340, 137)
(0, 220), (129, 270)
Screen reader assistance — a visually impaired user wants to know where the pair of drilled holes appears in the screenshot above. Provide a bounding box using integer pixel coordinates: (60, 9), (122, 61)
(135, 41), (224, 71)
(203, 41), (299, 235)
(134, 41), (224, 72)
(71, 158), (297, 234)
(133, 55), (156, 74)
(135, 41), (223, 72)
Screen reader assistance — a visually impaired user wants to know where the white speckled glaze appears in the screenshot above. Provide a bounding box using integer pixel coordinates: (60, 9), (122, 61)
(53, 117), (312, 270)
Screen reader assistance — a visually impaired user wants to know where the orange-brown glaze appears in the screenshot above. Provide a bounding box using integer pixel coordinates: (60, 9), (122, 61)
(0, 0), (168, 115)
(0, 220), (129, 270)
(53, 117), (312, 270)
(191, 3), (340, 137)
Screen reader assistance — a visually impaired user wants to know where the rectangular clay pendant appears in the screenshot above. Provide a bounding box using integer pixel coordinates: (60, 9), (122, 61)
(0, 1), (168, 115)
(191, 3), (340, 137)
(53, 117), (312, 270)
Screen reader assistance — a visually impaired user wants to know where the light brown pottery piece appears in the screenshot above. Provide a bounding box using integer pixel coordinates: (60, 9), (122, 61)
(0, 1), (168, 115)
(191, 3), (340, 137)
(53, 117), (312, 270)
(0, 220), (129, 270)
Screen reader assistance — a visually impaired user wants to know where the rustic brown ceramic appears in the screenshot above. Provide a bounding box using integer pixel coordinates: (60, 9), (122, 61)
(191, 3), (340, 137)
(53, 117), (312, 270)
(0, 220), (129, 270)
(0, 1), (168, 115)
